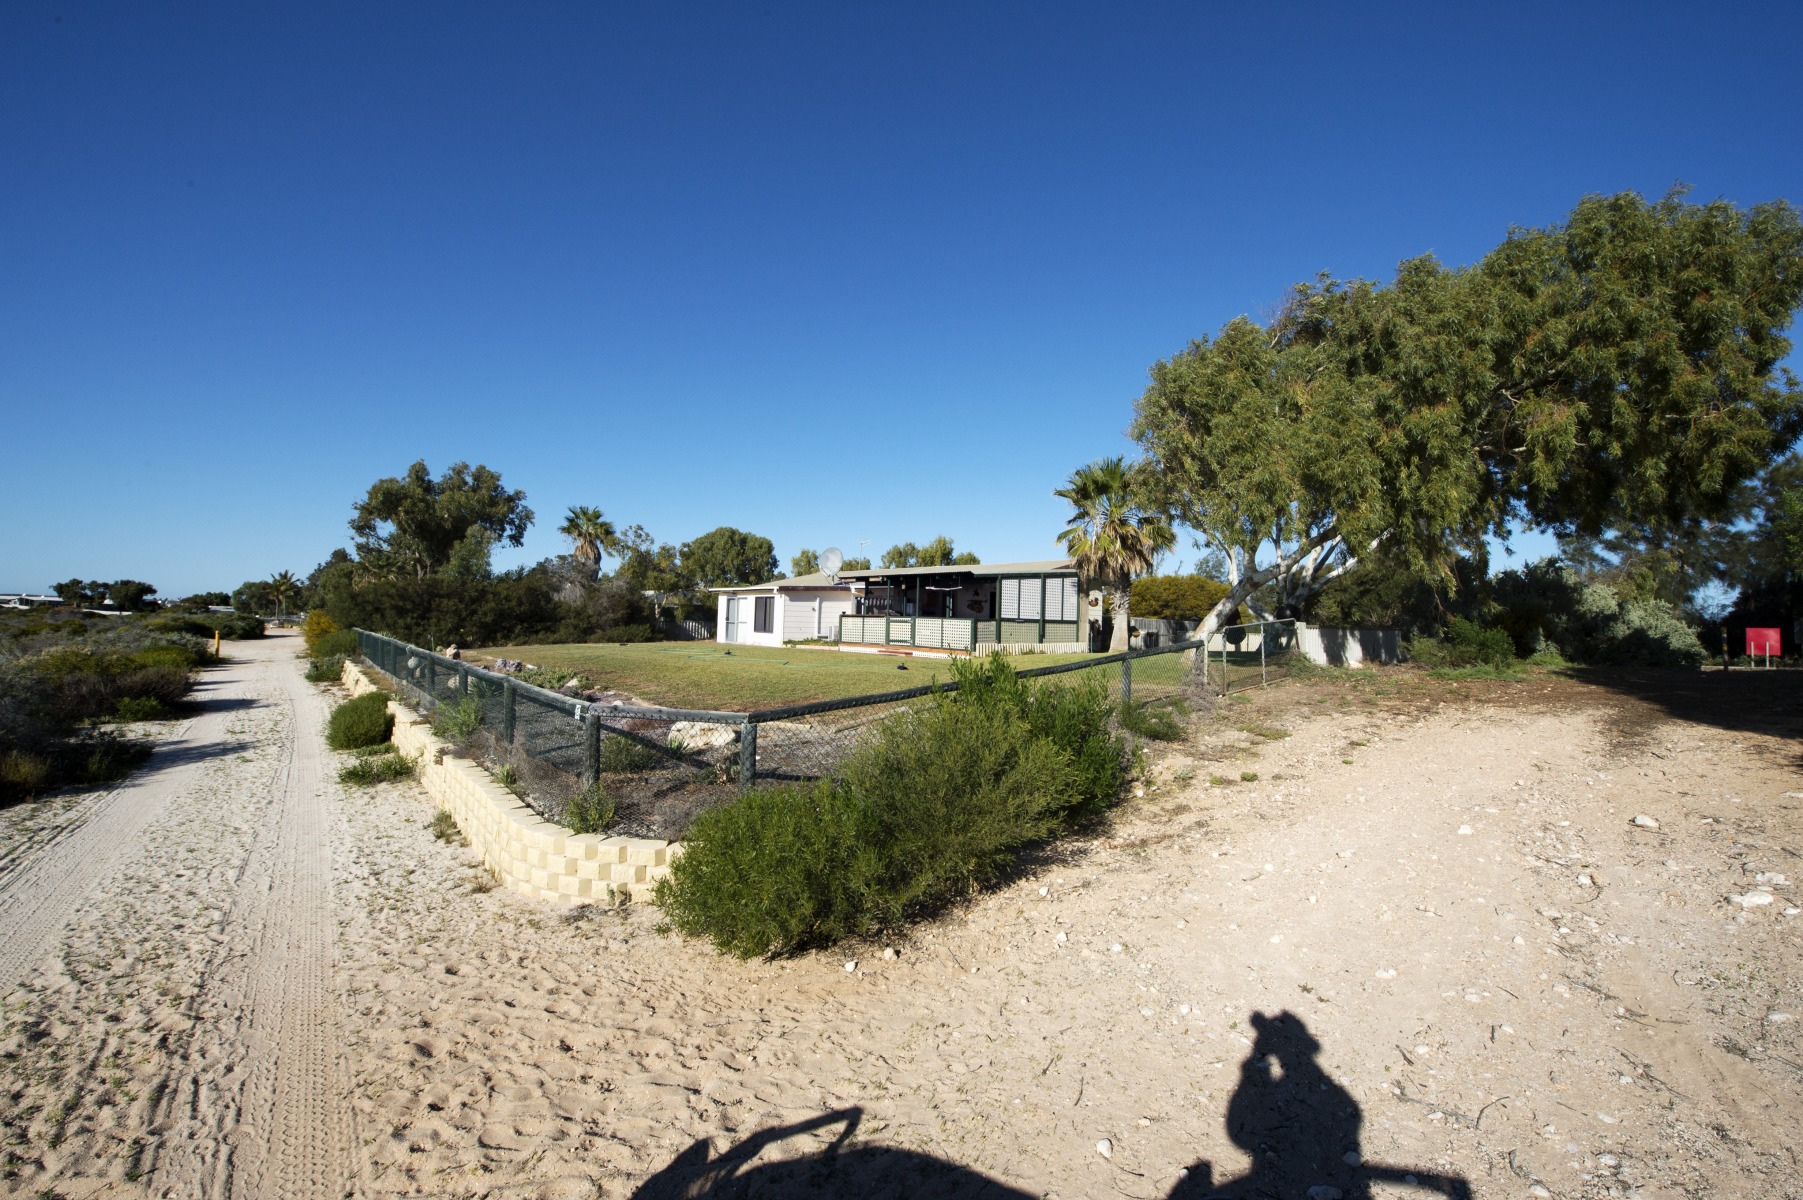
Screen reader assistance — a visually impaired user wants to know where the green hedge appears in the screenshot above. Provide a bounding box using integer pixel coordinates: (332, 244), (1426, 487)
(656, 652), (1128, 958)
(1129, 575), (1231, 621)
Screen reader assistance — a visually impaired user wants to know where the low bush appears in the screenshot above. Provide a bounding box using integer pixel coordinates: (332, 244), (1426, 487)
(1120, 696), (1188, 741)
(565, 784), (615, 834)
(657, 652), (1129, 958)
(598, 732), (663, 773)
(0, 750), (51, 800)
(339, 752), (414, 786)
(430, 809), (464, 842)
(114, 696), (167, 722)
(1406, 617), (1516, 670)
(347, 741), (397, 757)
(327, 692), (393, 750)
(305, 654), (347, 683)
(302, 610), (341, 656)
(314, 628), (359, 658)
(430, 693), (486, 744)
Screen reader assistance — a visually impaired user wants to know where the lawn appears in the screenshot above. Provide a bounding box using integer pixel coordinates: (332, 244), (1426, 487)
(477, 640), (1191, 712)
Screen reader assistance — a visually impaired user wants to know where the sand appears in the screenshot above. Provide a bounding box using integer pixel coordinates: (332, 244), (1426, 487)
(1, 638), (1798, 1199)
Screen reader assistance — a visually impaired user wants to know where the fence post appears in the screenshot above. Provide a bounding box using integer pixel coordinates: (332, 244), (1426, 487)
(1120, 653), (1132, 710)
(582, 713), (600, 790)
(502, 679), (516, 745)
(1260, 624), (1267, 687)
(739, 721), (758, 790)
(425, 656), (436, 701)
(458, 663), (469, 695)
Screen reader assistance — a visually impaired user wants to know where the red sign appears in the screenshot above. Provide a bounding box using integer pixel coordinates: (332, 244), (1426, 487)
(1746, 628), (1782, 656)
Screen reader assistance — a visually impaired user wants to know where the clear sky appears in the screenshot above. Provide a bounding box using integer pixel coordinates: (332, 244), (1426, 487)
(5, 2), (1801, 597)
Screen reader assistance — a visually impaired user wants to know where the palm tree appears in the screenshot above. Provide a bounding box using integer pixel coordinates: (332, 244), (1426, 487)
(268, 570), (300, 617)
(1055, 457), (1174, 653)
(559, 506), (619, 579)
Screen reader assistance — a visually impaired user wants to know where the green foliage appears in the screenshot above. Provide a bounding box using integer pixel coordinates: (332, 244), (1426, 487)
(1492, 561), (1706, 668)
(350, 460), (534, 579)
(113, 696), (167, 722)
(430, 809), (464, 842)
(147, 611), (263, 640)
(680, 526), (778, 588)
(302, 610), (341, 656)
(305, 655), (346, 683)
(565, 784), (615, 834)
(319, 567), (563, 649)
(841, 556), (872, 571)
(347, 741), (396, 757)
(1130, 575), (1231, 621)
(326, 692), (394, 750)
(879, 537), (978, 568)
(339, 752), (415, 786)
(559, 506), (619, 578)
(1120, 696), (1188, 741)
(430, 692), (486, 743)
(657, 653), (1128, 958)
(1, 750), (51, 798)
(1133, 189), (1803, 626)
(52, 579), (158, 610)
(790, 548), (821, 576)
(232, 580), (279, 616)
(598, 733), (662, 773)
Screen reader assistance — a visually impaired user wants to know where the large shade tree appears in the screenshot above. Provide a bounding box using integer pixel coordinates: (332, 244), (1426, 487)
(680, 527), (777, 589)
(1130, 189), (1803, 642)
(1056, 456), (1175, 652)
(350, 460), (533, 579)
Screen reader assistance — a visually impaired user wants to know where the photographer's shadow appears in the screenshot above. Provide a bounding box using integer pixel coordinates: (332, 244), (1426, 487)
(1171, 1010), (1469, 1200)
(632, 1010), (1468, 1199)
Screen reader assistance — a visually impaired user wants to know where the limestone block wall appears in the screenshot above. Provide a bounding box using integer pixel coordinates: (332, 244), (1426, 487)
(340, 659), (678, 905)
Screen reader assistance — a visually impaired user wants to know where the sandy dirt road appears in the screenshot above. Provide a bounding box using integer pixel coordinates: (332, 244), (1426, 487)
(0, 632), (352, 1198)
(2, 651), (1798, 1199)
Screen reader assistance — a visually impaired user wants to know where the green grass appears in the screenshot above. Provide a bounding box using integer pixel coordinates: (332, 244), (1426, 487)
(482, 640), (1191, 711)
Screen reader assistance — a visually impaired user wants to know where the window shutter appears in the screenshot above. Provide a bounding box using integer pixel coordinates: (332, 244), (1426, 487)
(1000, 578), (1020, 620)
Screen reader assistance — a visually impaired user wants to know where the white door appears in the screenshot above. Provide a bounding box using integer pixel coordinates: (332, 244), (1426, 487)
(724, 597), (744, 642)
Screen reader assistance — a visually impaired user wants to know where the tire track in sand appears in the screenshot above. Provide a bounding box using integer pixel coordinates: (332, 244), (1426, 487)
(151, 642), (354, 1200)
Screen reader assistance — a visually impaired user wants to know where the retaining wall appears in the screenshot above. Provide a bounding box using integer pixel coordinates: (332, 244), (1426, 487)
(342, 659), (678, 906)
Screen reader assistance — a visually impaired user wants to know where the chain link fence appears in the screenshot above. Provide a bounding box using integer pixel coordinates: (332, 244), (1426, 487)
(353, 621), (1295, 839)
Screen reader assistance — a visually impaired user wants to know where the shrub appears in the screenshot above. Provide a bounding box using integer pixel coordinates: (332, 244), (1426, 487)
(1406, 618), (1516, 669)
(114, 696), (167, 721)
(339, 752), (414, 786)
(658, 653), (1129, 958)
(1130, 575), (1231, 621)
(1491, 560), (1706, 668)
(0, 751), (51, 801)
(430, 693), (486, 744)
(430, 809), (464, 843)
(305, 655), (347, 683)
(565, 784), (615, 834)
(327, 692), (393, 750)
(302, 610), (341, 657)
(598, 732), (662, 773)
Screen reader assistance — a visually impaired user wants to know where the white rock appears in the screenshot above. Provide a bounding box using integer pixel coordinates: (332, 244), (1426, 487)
(1055, 931), (1067, 943)
(1734, 892), (1774, 908)
(1179, 1004), (1191, 1015)
(1457, 825), (1473, 836)
(1039, 886), (1050, 896)
(1597, 1153), (1619, 1167)
(1529, 1186), (1552, 1198)
(1110, 943), (1123, 953)
(1787, 908), (1802, 916)
(1767, 1012), (1792, 1023)
(882, 947), (897, 960)
(1513, 935), (1526, 945)
(1095, 1138), (1113, 1159)
(668, 720), (737, 750)
(1756, 872), (1789, 886)
(1576, 874), (1593, 887)
(1269, 934), (1283, 944)
(1140, 1007), (1154, 1017)
(1597, 1111), (1618, 1124)
(1375, 968), (1397, 979)
(844, 960), (858, 972)
(1631, 814), (1660, 829)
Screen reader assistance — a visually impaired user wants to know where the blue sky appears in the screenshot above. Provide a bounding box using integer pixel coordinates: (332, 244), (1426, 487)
(4, 2), (1800, 597)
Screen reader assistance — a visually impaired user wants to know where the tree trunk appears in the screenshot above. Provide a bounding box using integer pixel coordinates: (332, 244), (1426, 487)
(1109, 587), (1132, 654)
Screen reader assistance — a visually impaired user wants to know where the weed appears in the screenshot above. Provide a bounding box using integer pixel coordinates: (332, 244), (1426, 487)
(348, 741), (396, 757)
(1240, 723), (1290, 740)
(1342, 757), (1355, 764)
(430, 693), (486, 744)
(339, 753), (415, 786)
(468, 871), (498, 893)
(1170, 766), (1195, 782)
(1209, 774), (1232, 787)
(1120, 697), (1188, 741)
(429, 809), (464, 843)
(598, 733), (662, 773)
(493, 762), (519, 788)
(1240, 771), (1258, 782)
(565, 784), (615, 834)
(305, 655), (346, 683)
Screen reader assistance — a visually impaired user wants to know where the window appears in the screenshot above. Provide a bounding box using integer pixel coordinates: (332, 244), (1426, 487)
(1045, 577), (1079, 621)
(754, 596), (774, 633)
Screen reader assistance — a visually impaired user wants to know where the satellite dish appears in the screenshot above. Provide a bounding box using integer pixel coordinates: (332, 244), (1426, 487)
(820, 547), (844, 582)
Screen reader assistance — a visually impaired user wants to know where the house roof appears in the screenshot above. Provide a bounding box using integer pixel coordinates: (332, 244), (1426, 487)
(842, 559), (1076, 579)
(708, 571), (856, 594)
(707, 559), (1078, 594)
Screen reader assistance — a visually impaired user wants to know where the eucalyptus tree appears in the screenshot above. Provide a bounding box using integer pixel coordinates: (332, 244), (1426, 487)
(350, 461), (533, 579)
(1131, 189), (1803, 641)
(1055, 456), (1175, 652)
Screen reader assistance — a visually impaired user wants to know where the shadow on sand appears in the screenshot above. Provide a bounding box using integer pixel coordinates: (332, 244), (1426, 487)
(633, 1011), (1468, 1199)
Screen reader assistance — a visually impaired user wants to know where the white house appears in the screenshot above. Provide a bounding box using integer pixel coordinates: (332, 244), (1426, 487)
(712, 572), (861, 647)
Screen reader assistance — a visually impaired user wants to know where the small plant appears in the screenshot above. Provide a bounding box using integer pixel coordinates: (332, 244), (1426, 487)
(1342, 757), (1355, 764)
(430, 809), (464, 843)
(348, 741), (396, 757)
(327, 692), (393, 750)
(598, 732), (662, 772)
(468, 872), (497, 894)
(1120, 697), (1188, 741)
(565, 784), (615, 834)
(494, 762), (519, 788)
(1240, 771), (1258, 782)
(1239, 723), (1290, 740)
(0, 751), (51, 798)
(519, 665), (584, 690)
(431, 693), (486, 744)
(1170, 765), (1195, 782)
(114, 695), (166, 721)
(301, 610), (344, 657)
(305, 654), (347, 683)
(1208, 774), (1232, 786)
(339, 752), (414, 786)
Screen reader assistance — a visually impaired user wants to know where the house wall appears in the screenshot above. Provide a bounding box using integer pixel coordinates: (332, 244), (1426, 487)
(1297, 623), (1401, 667)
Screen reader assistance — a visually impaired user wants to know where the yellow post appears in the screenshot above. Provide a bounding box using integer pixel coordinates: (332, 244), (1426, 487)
(213, 630), (221, 657)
